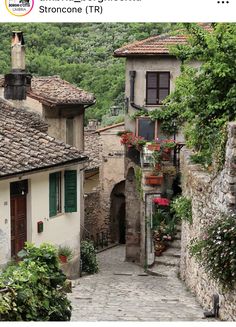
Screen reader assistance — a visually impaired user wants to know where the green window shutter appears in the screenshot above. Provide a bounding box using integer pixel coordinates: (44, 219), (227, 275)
(64, 170), (77, 213)
(49, 173), (57, 217)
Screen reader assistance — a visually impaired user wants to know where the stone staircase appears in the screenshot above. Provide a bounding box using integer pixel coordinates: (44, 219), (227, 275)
(148, 226), (181, 278)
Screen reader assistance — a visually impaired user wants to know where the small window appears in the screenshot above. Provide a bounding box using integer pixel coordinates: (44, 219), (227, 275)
(136, 117), (157, 141)
(66, 118), (74, 146)
(49, 172), (61, 217)
(146, 72), (170, 105)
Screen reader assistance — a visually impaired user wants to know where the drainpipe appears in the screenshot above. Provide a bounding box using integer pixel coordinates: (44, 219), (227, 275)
(129, 71), (147, 112)
(4, 31), (31, 101)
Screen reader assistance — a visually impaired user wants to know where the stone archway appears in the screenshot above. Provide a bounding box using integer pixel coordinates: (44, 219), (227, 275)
(110, 180), (126, 245)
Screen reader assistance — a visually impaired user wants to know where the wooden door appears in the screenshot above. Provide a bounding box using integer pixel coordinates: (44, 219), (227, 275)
(11, 195), (27, 257)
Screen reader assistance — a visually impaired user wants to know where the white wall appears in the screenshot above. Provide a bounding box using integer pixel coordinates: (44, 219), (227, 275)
(0, 165), (82, 266)
(0, 181), (11, 266)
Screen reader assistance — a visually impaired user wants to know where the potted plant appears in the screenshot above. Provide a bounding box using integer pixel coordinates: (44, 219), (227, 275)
(58, 245), (73, 264)
(147, 143), (161, 151)
(162, 165), (176, 177)
(145, 170), (163, 186)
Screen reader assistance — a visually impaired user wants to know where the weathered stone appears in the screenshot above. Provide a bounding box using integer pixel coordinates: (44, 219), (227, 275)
(180, 122), (236, 321)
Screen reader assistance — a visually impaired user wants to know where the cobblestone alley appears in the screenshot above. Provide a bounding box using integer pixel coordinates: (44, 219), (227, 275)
(68, 245), (207, 321)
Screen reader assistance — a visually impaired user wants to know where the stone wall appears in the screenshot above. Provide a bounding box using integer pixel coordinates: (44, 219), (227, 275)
(84, 191), (103, 240)
(180, 122), (236, 321)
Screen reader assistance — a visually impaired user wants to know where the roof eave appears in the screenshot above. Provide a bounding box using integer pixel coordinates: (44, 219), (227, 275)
(0, 156), (89, 181)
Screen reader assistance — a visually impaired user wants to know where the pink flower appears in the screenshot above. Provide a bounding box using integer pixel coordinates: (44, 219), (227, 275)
(153, 197), (170, 206)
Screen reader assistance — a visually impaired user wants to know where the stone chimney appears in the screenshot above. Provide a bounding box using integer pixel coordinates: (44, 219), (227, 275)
(4, 31), (31, 101)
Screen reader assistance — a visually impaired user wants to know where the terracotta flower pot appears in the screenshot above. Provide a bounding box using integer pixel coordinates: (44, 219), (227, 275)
(59, 255), (67, 263)
(147, 144), (160, 151)
(145, 175), (163, 186)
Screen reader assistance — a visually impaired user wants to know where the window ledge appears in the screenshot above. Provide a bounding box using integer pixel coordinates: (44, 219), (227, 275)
(50, 212), (64, 219)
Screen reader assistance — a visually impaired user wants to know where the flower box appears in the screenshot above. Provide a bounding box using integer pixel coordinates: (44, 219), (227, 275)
(145, 175), (163, 186)
(147, 144), (161, 151)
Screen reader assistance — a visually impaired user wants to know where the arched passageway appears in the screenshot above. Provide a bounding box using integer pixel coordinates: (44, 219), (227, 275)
(110, 180), (126, 244)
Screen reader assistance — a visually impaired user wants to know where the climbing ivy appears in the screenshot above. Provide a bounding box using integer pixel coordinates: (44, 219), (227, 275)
(135, 167), (143, 199)
(164, 23), (236, 171)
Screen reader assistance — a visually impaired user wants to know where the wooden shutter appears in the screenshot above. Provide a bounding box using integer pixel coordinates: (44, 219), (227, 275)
(146, 72), (158, 105)
(64, 170), (77, 213)
(49, 173), (57, 217)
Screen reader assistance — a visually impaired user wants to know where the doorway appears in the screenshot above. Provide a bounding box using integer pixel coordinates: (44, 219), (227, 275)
(110, 181), (126, 244)
(10, 180), (28, 257)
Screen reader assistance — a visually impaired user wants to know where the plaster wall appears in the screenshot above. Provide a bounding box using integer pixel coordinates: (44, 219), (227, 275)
(0, 165), (83, 266)
(99, 126), (125, 239)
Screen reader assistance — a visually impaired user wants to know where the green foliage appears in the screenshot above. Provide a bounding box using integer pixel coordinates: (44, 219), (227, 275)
(80, 240), (99, 274)
(0, 23), (172, 121)
(0, 243), (72, 321)
(164, 23), (236, 170)
(135, 167), (143, 199)
(189, 214), (236, 291)
(171, 196), (192, 224)
(152, 206), (177, 240)
(58, 245), (73, 260)
(101, 114), (124, 127)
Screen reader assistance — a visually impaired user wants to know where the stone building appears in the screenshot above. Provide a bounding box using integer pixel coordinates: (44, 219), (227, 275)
(0, 31), (94, 271)
(83, 122), (125, 247)
(114, 30), (190, 264)
(0, 98), (87, 269)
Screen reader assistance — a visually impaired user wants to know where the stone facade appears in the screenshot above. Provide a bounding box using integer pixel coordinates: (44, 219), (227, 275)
(84, 191), (103, 240)
(180, 122), (236, 321)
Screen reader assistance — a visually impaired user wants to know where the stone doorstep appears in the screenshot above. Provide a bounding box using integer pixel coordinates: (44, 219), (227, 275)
(170, 240), (181, 249)
(147, 264), (178, 277)
(163, 248), (181, 258)
(155, 255), (180, 267)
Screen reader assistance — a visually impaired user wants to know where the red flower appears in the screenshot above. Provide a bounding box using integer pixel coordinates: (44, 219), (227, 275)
(153, 197), (170, 206)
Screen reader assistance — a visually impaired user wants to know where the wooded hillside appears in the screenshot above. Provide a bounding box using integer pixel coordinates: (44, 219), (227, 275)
(0, 23), (174, 122)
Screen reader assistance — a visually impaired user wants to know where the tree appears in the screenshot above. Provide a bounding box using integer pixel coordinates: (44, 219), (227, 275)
(165, 23), (236, 170)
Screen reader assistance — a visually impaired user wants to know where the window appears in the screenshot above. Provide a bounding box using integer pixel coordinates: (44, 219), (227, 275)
(64, 170), (77, 213)
(49, 170), (77, 217)
(146, 72), (170, 105)
(136, 117), (158, 141)
(49, 172), (61, 217)
(66, 118), (74, 146)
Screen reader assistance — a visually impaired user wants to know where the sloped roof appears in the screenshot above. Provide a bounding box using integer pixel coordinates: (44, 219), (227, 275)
(0, 99), (88, 178)
(114, 24), (213, 57)
(28, 76), (95, 107)
(114, 34), (188, 57)
(0, 75), (95, 107)
(95, 122), (124, 134)
(84, 129), (102, 171)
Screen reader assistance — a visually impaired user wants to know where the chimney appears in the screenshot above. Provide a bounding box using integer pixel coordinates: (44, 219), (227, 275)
(4, 31), (31, 101)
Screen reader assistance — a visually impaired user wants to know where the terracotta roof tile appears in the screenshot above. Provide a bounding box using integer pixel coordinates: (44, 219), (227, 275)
(114, 24), (213, 57)
(0, 99), (88, 178)
(29, 76), (95, 107)
(84, 130), (102, 170)
(0, 75), (95, 107)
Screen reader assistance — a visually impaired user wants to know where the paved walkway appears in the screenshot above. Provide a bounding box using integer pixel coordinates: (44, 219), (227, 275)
(69, 245), (205, 321)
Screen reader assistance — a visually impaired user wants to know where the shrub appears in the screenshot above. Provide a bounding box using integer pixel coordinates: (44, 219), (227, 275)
(171, 196), (192, 224)
(0, 243), (72, 321)
(80, 241), (99, 274)
(189, 214), (236, 291)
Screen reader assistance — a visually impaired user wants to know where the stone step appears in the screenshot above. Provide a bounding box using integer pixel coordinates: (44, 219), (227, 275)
(176, 225), (182, 232)
(155, 255), (180, 267)
(175, 232), (181, 240)
(148, 263), (179, 277)
(170, 239), (181, 249)
(163, 247), (181, 258)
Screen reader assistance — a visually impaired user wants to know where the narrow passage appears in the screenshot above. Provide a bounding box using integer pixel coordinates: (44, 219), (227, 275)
(69, 245), (205, 321)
